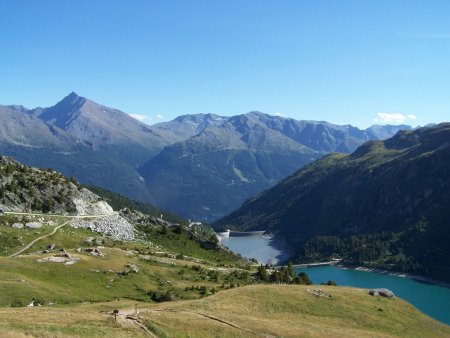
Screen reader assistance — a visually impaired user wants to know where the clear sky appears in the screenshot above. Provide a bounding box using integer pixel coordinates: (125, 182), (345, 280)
(1, 0), (449, 128)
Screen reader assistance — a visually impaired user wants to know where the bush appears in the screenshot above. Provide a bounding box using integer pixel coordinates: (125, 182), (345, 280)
(293, 272), (312, 285)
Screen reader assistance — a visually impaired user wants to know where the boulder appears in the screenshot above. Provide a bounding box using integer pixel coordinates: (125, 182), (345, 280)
(25, 222), (42, 229)
(369, 288), (394, 298)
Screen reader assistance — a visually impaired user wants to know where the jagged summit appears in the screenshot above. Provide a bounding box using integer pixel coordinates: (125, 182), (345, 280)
(35, 92), (86, 127)
(61, 91), (86, 106)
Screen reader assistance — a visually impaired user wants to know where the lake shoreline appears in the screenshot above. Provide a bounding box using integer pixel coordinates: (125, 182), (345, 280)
(218, 232), (292, 264)
(219, 231), (450, 289)
(334, 264), (450, 289)
(294, 261), (450, 289)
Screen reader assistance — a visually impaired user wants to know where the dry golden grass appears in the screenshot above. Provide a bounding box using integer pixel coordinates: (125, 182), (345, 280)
(138, 285), (450, 338)
(0, 305), (143, 337)
(0, 285), (449, 337)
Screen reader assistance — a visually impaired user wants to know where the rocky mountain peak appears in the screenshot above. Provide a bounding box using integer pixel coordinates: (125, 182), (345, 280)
(34, 92), (87, 128)
(55, 91), (86, 110)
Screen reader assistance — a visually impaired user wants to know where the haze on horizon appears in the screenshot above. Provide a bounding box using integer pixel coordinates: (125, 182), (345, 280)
(1, 0), (449, 129)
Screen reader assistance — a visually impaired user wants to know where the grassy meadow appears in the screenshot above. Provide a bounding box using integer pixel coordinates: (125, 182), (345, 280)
(0, 213), (449, 337)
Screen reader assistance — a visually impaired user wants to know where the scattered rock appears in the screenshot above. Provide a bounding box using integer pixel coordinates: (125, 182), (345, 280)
(11, 223), (24, 229)
(38, 256), (66, 263)
(70, 214), (134, 241)
(37, 255), (80, 265)
(85, 247), (103, 257)
(47, 244), (55, 250)
(64, 261), (77, 266)
(126, 264), (139, 273)
(25, 222), (42, 229)
(306, 288), (333, 298)
(369, 288), (395, 298)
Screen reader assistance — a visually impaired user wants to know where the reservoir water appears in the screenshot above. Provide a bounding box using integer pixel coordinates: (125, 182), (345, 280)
(220, 234), (450, 325)
(219, 233), (289, 265)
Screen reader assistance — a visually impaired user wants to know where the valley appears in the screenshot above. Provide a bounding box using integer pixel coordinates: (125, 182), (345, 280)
(2, 2), (449, 336)
(216, 123), (450, 283)
(1, 156), (448, 336)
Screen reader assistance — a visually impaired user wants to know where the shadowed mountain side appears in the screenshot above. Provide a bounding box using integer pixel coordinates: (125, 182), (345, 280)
(215, 123), (450, 281)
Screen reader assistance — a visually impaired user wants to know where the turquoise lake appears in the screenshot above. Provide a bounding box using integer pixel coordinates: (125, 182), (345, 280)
(295, 266), (450, 326)
(220, 234), (450, 326)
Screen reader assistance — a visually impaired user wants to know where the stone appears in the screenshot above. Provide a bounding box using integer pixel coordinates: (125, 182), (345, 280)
(25, 222), (42, 229)
(126, 264), (139, 273)
(369, 288), (394, 298)
(11, 223), (24, 229)
(70, 214), (134, 241)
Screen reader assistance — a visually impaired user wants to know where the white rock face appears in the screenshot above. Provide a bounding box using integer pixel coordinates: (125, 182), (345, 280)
(73, 197), (113, 216)
(11, 223), (24, 229)
(70, 214), (134, 241)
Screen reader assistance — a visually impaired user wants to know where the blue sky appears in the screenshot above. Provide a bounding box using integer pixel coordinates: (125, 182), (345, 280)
(1, 0), (449, 128)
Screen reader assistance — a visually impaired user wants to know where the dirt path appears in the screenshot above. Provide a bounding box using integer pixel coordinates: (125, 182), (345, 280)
(124, 315), (157, 338)
(145, 308), (259, 335)
(4, 211), (115, 218)
(116, 307), (257, 337)
(112, 309), (157, 338)
(7, 212), (115, 257)
(8, 219), (73, 257)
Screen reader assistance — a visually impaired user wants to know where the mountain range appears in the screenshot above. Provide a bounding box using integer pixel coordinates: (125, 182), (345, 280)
(0, 92), (410, 220)
(215, 123), (450, 282)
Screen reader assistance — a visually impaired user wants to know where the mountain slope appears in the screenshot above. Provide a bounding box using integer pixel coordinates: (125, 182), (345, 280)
(1, 93), (410, 221)
(140, 112), (409, 220)
(0, 104), (77, 149)
(0, 155), (114, 215)
(140, 113), (322, 220)
(30, 92), (171, 164)
(215, 123), (450, 281)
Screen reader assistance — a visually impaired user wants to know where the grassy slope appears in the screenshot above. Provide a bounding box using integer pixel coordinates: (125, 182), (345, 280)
(0, 286), (449, 337)
(0, 218), (246, 307)
(0, 201), (448, 337)
(141, 285), (450, 338)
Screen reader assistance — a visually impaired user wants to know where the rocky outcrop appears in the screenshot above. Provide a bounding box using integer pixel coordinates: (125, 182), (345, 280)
(0, 156), (114, 216)
(70, 213), (135, 241)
